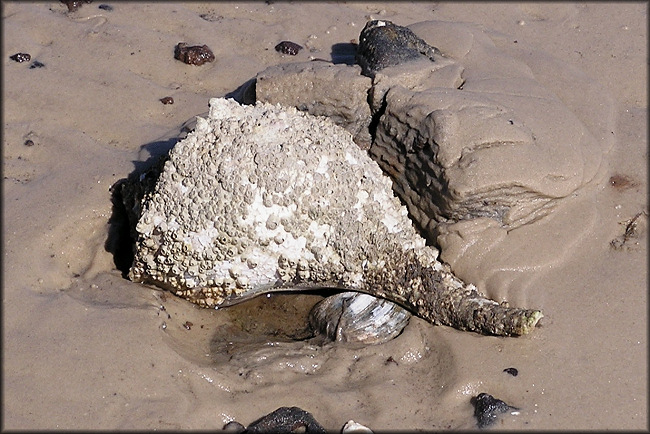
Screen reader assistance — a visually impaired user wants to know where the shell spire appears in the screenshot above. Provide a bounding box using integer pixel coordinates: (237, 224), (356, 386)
(355, 248), (543, 336)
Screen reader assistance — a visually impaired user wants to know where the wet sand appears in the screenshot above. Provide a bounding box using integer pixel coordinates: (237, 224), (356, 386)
(3, 2), (647, 430)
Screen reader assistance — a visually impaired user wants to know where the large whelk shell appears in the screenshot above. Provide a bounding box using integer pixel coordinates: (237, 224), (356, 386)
(123, 97), (542, 336)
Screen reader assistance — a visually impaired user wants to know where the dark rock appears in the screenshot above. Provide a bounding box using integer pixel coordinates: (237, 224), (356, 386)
(160, 96), (174, 105)
(275, 41), (303, 56)
(356, 19), (439, 76)
(29, 61), (45, 69)
(503, 367), (519, 377)
(98, 4), (113, 11)
(472, 392), (519, 428)
(10, 53), (31, 63)
(174, 42), (215, 66)
(243, 407), (326, 433)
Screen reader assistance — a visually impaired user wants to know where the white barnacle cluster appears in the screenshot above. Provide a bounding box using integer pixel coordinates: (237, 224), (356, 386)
(129, 97), (437, 308)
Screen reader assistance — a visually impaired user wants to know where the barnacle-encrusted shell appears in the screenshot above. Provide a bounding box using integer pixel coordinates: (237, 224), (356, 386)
(128, 97), (542, 336)
(130, 97), (431, 304)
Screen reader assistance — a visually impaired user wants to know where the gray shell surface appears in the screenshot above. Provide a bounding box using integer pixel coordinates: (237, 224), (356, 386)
(309, 291), (411, 344)
(356, 19), (440, 76)
(127, 98), (542, 336)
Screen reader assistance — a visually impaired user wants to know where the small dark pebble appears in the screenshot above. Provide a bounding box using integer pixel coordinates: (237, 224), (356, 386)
(275, 41), (303, 56)
(61, 0), (93, 12)
(237, 406), (326, 433)
(174, 42), (215, 66)
(472, 392), (519, 429)
(160, 96), (174, 105)
(98, 4), (113, 11)
(183, 321), (193, 330)
(24, 140), (35, 147)
(10, 53), (31, 63)
(30, 61), (45, 69)
(503, 367), (519, 376)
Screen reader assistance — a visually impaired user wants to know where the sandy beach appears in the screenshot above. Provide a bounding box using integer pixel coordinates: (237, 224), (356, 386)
(3, 2), (647, 430)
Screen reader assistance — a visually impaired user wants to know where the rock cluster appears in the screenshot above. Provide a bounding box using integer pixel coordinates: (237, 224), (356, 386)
(254, 20), (605, 238)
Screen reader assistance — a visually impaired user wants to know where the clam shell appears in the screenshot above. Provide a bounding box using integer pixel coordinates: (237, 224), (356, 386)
(308, 291), (411, 344)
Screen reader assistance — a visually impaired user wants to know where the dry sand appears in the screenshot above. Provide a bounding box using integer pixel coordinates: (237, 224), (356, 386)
(2, 2), (647, 430)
